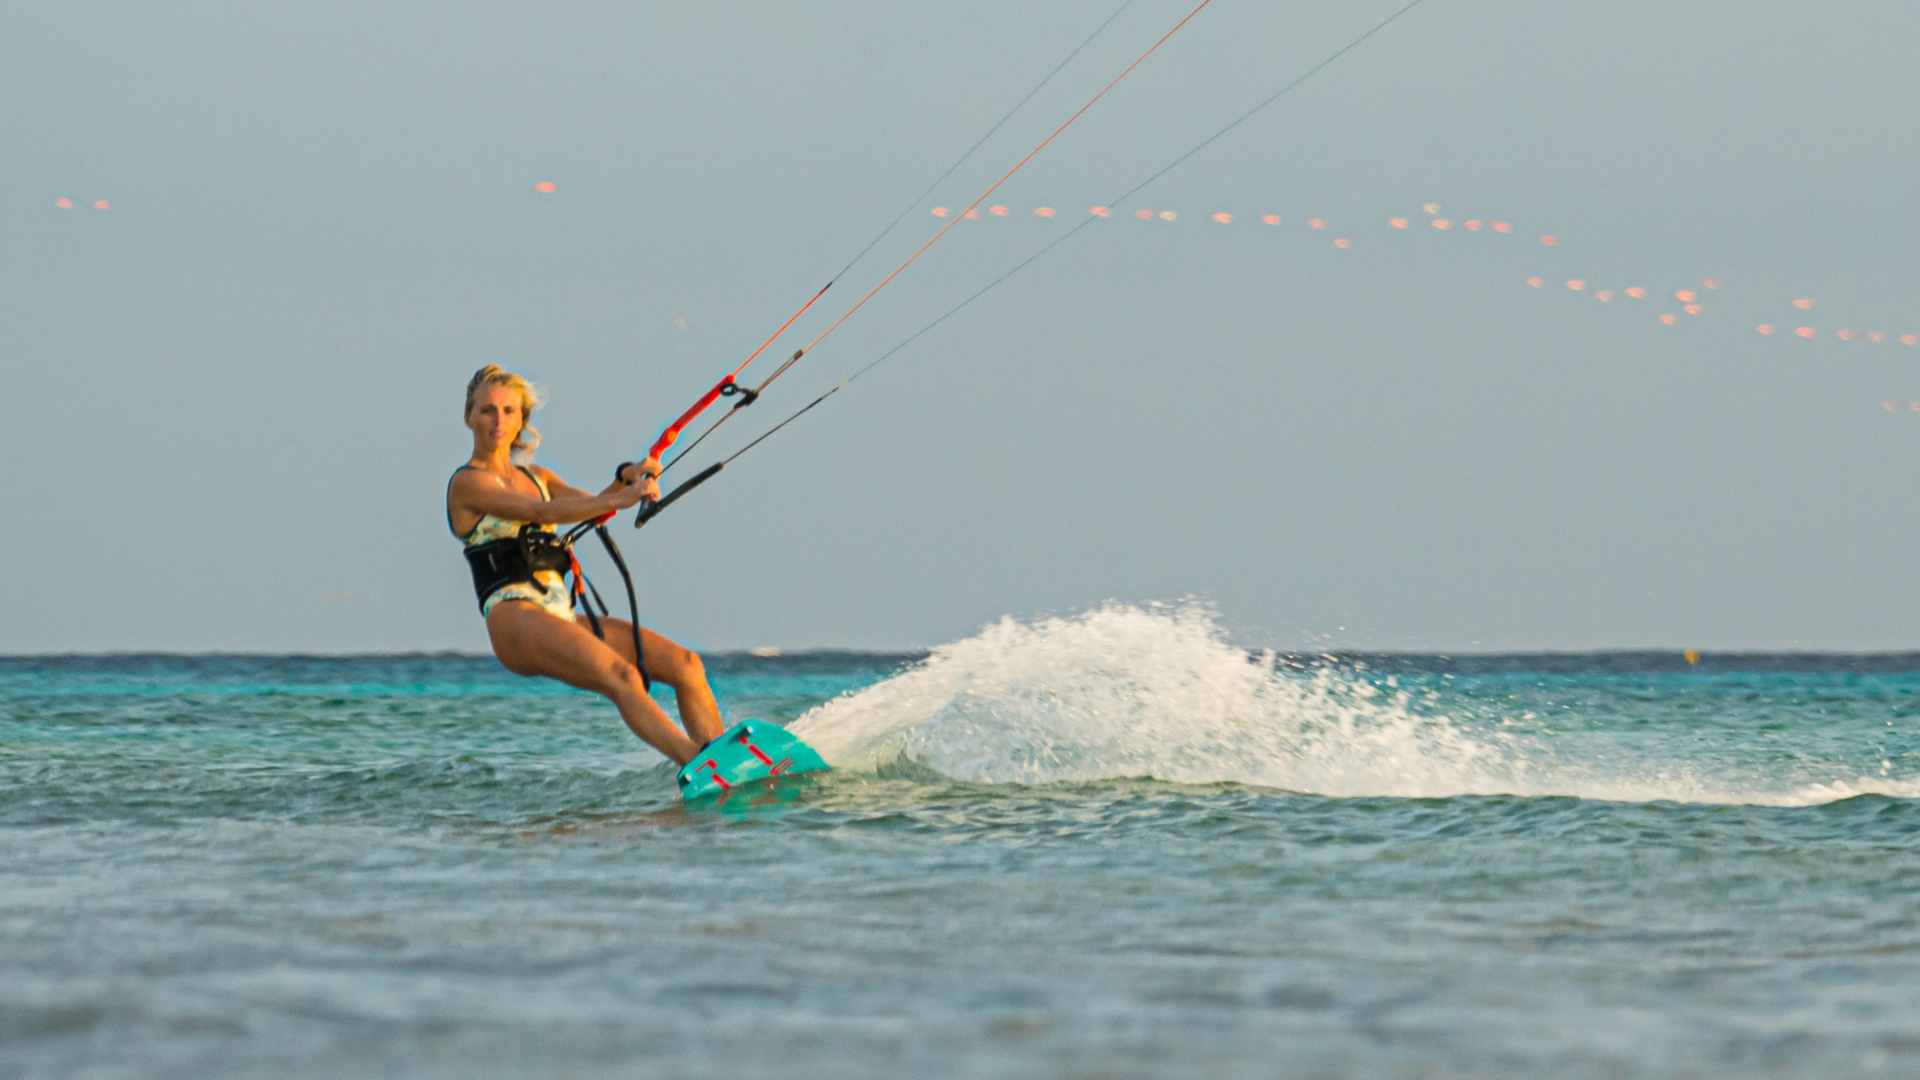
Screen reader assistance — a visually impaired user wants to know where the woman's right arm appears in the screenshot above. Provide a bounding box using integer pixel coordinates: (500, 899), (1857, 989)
(449, 469), (649, 527)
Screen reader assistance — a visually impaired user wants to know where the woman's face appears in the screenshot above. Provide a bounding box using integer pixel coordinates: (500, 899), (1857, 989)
(467, 384), (524, 451)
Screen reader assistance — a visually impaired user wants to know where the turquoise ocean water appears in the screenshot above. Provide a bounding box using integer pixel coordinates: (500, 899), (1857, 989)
(4, 604), (1919, 1079)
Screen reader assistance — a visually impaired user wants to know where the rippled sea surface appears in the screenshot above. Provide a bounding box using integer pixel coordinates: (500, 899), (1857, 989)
(5, 606), (1920, 1079)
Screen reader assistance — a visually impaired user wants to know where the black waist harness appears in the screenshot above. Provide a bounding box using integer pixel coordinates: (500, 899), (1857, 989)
(464, 525), (572, 612)
(455, 506), (651, 691)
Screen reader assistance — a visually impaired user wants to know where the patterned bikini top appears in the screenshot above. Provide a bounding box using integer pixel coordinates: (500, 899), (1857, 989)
(449, 464), (552, 548)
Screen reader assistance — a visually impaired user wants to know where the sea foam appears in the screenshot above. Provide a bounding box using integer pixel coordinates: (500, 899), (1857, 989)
(791, 602), (1920, 807)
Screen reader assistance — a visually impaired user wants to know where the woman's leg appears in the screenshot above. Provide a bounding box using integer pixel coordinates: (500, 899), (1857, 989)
(582, 617), (725, 745)
(486, 601), (703, 764)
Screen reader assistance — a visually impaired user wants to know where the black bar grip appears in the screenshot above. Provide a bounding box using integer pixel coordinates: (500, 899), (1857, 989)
(633, 462), (725, 529)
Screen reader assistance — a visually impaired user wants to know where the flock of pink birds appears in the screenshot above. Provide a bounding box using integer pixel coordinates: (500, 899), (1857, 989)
(53, 183), (1917, 408)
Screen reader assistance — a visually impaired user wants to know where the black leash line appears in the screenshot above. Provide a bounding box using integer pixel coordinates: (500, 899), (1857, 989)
(822, 0), (1139, 301)
(856, 0), (1437, 392)
(657, 0), (1137, 478)
(647, 0), (1434, 505)
(777, 0), (1216, 386)
(587, 3), (1151, 646)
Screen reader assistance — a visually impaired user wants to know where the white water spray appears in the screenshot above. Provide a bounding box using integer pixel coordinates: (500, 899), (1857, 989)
(791, 603), (1920, 806)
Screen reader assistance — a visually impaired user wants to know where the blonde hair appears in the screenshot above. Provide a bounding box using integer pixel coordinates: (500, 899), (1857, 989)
(464, 364), (543, 458)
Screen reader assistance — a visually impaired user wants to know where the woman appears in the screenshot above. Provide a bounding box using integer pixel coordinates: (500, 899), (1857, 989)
(447, 364), (724, 765)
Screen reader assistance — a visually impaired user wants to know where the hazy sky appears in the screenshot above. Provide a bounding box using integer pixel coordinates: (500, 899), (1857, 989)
(8, 1), (1920, 653)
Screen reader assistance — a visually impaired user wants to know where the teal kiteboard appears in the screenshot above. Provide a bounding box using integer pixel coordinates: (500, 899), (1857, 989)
(676, 720), (830, 801)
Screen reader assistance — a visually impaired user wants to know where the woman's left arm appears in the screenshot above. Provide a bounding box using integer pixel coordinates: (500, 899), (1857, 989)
(534, 459), (661, 503)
